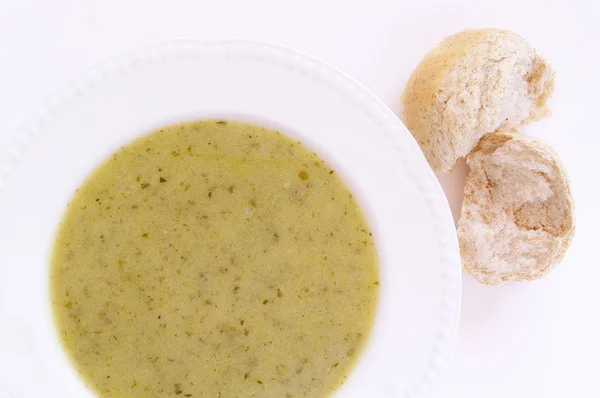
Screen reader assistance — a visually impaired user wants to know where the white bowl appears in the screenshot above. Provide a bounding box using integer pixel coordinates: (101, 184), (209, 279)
(0, 40), (461, 398)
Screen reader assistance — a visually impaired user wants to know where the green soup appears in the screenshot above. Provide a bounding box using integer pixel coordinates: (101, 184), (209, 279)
(50, 120), (378, 397)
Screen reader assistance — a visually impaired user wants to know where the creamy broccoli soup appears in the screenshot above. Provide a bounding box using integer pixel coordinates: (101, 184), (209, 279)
(50, 120), (378, 397)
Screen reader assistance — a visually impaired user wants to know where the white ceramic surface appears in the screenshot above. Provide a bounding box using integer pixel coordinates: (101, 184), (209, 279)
(0, 40), (461, 397)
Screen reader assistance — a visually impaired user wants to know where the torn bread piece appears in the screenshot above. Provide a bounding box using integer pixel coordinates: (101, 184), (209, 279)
(458, 132), (574, 286)
(402, 29), (555, 173)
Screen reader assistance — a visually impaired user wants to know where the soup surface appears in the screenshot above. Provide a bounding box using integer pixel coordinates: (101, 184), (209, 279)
(51, 120), (378, 397)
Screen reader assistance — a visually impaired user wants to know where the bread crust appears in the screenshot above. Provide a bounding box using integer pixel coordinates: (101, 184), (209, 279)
(457, 132), (575, 286)
(401, 29), (555, 173)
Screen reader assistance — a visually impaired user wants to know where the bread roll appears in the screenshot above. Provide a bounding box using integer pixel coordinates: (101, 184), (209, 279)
(458, 132), (574, 286)
(401, 29), (555, 173)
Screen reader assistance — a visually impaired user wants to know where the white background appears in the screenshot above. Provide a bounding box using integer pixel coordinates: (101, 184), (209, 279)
(1, 1), (598, 397)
